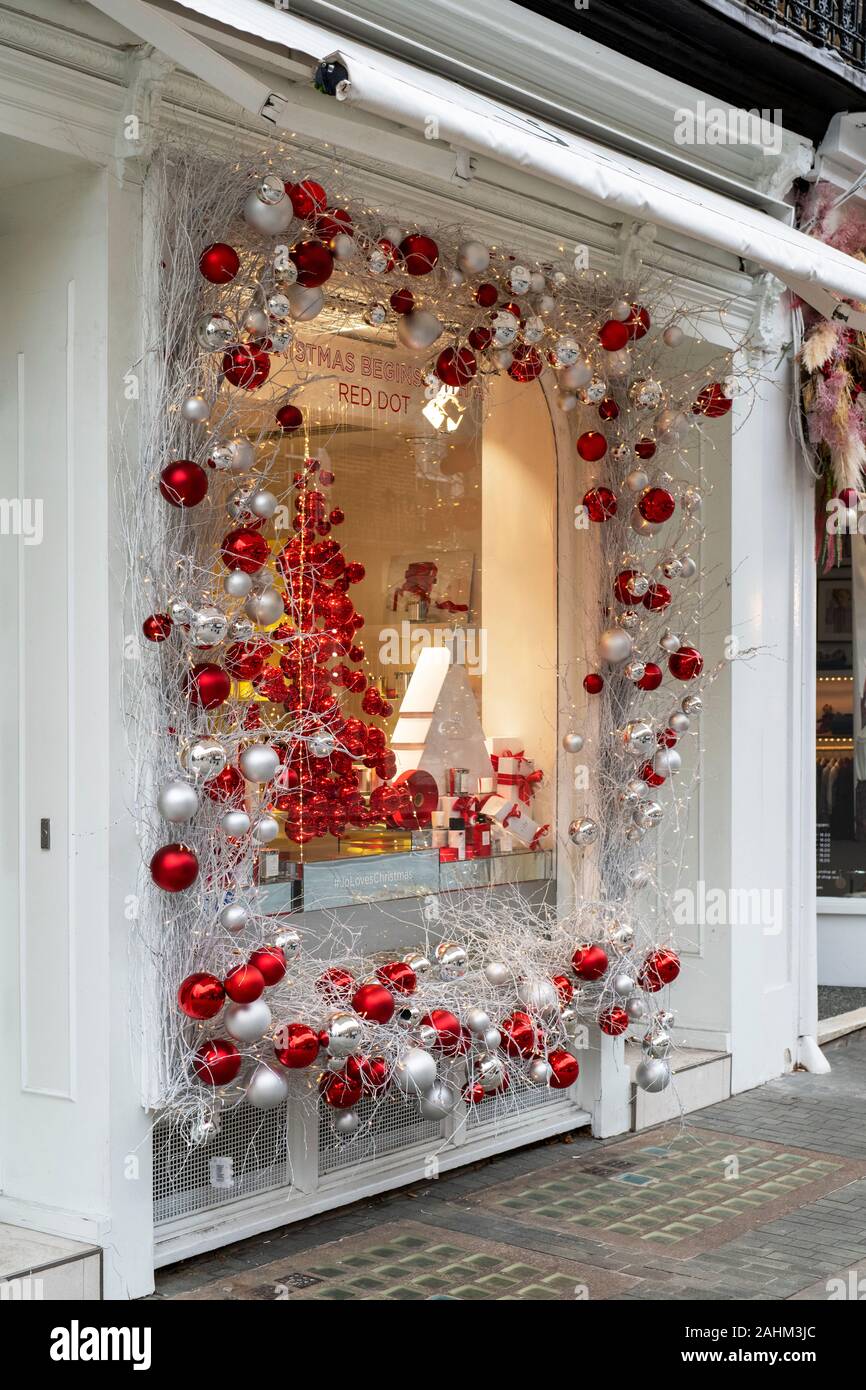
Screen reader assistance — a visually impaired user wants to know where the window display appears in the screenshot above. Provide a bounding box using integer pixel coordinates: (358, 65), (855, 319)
(816, 540), (866, 896)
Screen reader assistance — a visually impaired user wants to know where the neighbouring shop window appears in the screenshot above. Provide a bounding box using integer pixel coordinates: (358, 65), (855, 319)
(817, 534), (866, 896)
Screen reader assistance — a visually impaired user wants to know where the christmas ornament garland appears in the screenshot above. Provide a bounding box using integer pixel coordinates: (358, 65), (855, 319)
(125, 146), (750, 1155)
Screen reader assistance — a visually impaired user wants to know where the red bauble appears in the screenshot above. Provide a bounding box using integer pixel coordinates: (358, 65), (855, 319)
(583, 672), (604, 694)
(551, 974), (574, 1005)
(598, 319), (630, 351)
(224, 963), (266, 1004)
(390, 287), (414, 315)
(614, 569), (645, 606)
(320, 1070), (363, 1109)
(508, 345), (543, 382)
(290, 239), (334, 287)
(643, 582), (672, 611)
(638, 487), (675, 523)
(435, 347), (477, 387)
(639, 762), (665, 788)
(351, 982), (395, 1025)
(638, 948), (681, 992)
(188, 662), (231, 710)
(464, 1082), (486, 1104)
(839, 486), (860, 507)
(399, 233), (439, 275)
(637, 662), (663, 691)
(274, 1022), (320, 1069)
(345, 1054), (389, 1095)
(694, 383), (732, 417)
(635, 436), (657, 459)
(500, 1010), (539, 1058)
(143, 612), (172, 642)
(598, 397), (619, 420)
(468, 325), (493, 351)
(583, 485), (617, 521)
(316, 206), (353, 242)
(420, 1009), (463, 1054)
(475, 282), (498, 307)
(547, 1048), (580, 1089)
(571, 943), (608, 981)
(668, 646), (704, 681)
(249, 946), (287, 986)
(205, 765), (245, 803)
(199, 242), (240, 284)
(577, 431), (608, 463)
(159, 460), (208, 508)
(193, 1039), (241, 1086)
(374, 238), (400, 271)
(151, 843), (199, 892)
(178, 972), (225, 1020)
(377, 961), (418, 994)
(276, 403), (303, 432)
(626, 304), (651, 340)
(285, 178), (327, 219)
(224, 641), (268, 681)
(598, 1006), (629, 1037)
(316, 967), (356, 1000)
(222, 345), (270, 390)
(221, 527), (270, 573)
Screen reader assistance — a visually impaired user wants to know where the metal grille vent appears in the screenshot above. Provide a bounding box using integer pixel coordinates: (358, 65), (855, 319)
(153, 1101), (290, 1224)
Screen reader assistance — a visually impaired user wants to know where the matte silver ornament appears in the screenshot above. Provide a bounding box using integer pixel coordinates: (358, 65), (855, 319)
(252, 814), (280, 844)
(249, 489), (277, 520)
(528, 1058), (553, 1085)
(653, 747), (681, 777)
(436, 941), (468, 980)
(243, 188), (293, 234)
(157, 779), (200, 823)
(465, 1007), (492, 1035)
(219, 902), (249, 933)
(483, 961), (510, 987)
(659, 630), (682, 653)
(598, 627), (633, 664)
(457, 239), (490, 274)
(418, 1081), (459, 1119)
(181, 394), (211, 423)
(560, 359), (592, 388)
(517, 979), (560, 1017)
(682, 694), (702, 716)
(243, 306), (269, 339)
(635, 1057), (672, 1092)
(558, 392), (578, 412)
(625, 468), (650, 493)
(663, 324), (684, 347)
(626, 777), (649, 800)
(483, 1027), (502, 1051)
(569, 817), (599, 847)
(195, 312), (234, 351)
(239, 744), (280, 783)
(332, 233), (356, 261)
(626, 825), (647, 843)
(626, 996), (646, 1021)
(393, 1047), (437, 1094)
(227, 437), (255, 473)
(188, 606), (229, 648)
(397, 310), (442, 351)
(224, 569), (253, 598)
(244, 587), (284, 626)
(324, 1011), (362, 1057)
(220, 809), (251, 837)
(286, 284), (325, 321)
(246, 1064), (290, 1110)
(654, 408), (690, 444)
(667, 710), (690, 735)
(184, 739), (227, 781)
(562, 731), (584, 753)
(334, 1109), (360, 1135)
(681, 486), (702, 515)
(634, 799), (663, 829)
(611, 299), (631, 321)
(627, 863), (652, 889)
(613, 973), (635, 997)
(622, 721), (655, 756)
(679, 553), (697, 579)
(631, 508), (662, 535)
(225, 998), (272, 1043)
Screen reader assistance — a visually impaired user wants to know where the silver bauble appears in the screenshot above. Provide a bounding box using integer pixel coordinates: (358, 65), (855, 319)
(682, 694), (702, 716)
(517, 979), (560, 1017)
(509, 263), (531, 294)
(523, 315), (545, 344)
(679, 553), (697, 579)
(613, 973), (635, 997)
(364, 300), (387, 328)
(618, 785), (641, 810)
(273, 925), (301, 959)
(239, 744), (280, 783)
(562, 731), (584, 753)
(245, 587), (284, 626)
(397, 310), (443, 351)
(655, 1009), (676, 1030)
(631, 508), (662, 535)
(219, 902), (249, 933)
(626, 996), (646, 1021)
(208, 443), (234, 472)
(681, 486), (702, 515)
(418, 1081), (459, 1120)
(396, 1000), (423, 1027)
(611, 299), (631, 321)
(215, 436), (254, 474)
(334, 1109), (360, 1135)
(554, 336), (580, 368)
(249, 489), (277, 520)
(168, 596), (194, 626)
(634, 799), (663, 829)
(626, 863), (652, 889)
(484, 1027), (502, 1051)
(659, 630), (682, 654)
(569, 817), (599, 847)
(185, 739), (227, 781)
(619, 610), (639, 631)
(626, 825), (647, 843)
(625, 468), (650, 493)
(457, 239), (490, 274)
(287, 284), (325, 321)
(598, 627), (633, 664)
(274, 256), (299, 285)
(561, 359), (592, 388)
(654, 408), (690, 444)
(252, 814), (280, 844)
(643, 1028), (672, 1059)
(188, 606), (229, 648)
(474, 1052), (509, 1093)
(465, 1007), (492, 1035)
(609, 921), (636, 951)
(558, 392), (578, 413)
(181, 394), (211, 423)
(220, 809), (251, 837)
(667, 710), (690, 736)
(661, 554), (684, 579)
(436, 941), (467, 980)
(266, 291), (291, 320)
(483, 961), (510, 988)
(225, 998), (272, 1043)
(332, 233), (356, 261)
(243, 306), (270, 339)
(624, 660), (646, 684)
(157, 779), (200, 823)
(663, 324), (684, 347)
(628, 378), (664, 409)
(622, 721), (655, 756)
(258, 172), (287, 205)
(528, 1058), (553, 1085)
(403, 950), (431, 975)
(626, 777), (649, 800)
(228, 615), (255, 644)
(491, 311), (518, 347)
(195, 312), (234, 351)
(393, 1047), (437, 1095)
(580, 375), (608, 404)
(494, 348), (514, 370)
(224, 568), (253, 598)
(324, 1011), (362, 1057)
(635, 1057), (672, 1093)
(270, 326), (294, 352)
(653, 747), (681, 777)
(243, 188), (293, 234)
(308, 732), (336, 758)
(246, 1064), (290, 1110)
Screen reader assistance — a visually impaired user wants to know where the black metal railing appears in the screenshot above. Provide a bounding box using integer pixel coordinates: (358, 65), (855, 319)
(746, 0), (866, 67)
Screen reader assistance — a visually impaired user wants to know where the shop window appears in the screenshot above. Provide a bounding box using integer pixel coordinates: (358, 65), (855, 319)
(817, 535), (866, 896)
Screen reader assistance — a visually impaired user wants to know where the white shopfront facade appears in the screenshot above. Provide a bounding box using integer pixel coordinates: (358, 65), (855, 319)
(0, 0), (843, 1298)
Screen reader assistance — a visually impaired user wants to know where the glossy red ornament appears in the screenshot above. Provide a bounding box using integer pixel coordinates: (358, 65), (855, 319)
(249, 947), (286, 986)
(420, 1009), (463, 1053)
(205, 765), (245, 803)
(199, 242), (240, 284)
(320, 1070), (363, 1109)
(224, 641), (268, 681)
(178, 972), (225, 1020)
(274, 1022), (320, 1069)
(351, 982), (395, 1025)
(475, 282), (498, 307)
(290, 239), (334, 287)
(598, 319), (630, 351)
(316, 206), (353, 242)
(500, 1010), (539, 1058)
(583, 672), (604, 694)
(668, 645), (704, 680)
(435, 346), (477, 387)
(571, 943), (609, 981)
(643, 582), (672, 611)
(221, 527), (270, 573)
(637, 662), (663, 691)
(151, 843), (199, 892)
(638, 487), (675, 523)
(582, 485), (617, 521)
(276, 403), (303, 432)
(316, 967), (356, 1000)
(638, 948), (681, 992)
(547, 1048), (580, 1088)
(551, 974), (574, 1005)
(159, 460), (208, 508)
(635, 436), (657, 459)
(638, 762), (665, 788)
(614, 569), (645, 606)
(694, 382), (732, 417)
(626, 304), (651, 340)
(222, 345), (270, 390)
(598, 397), (619, 420)
(376, 961), (418, 994)
(577, 431), (608, 463)
(224, 963), (265, 1004)
(390, 287), (414, 315)
(193, 1039), (241, 1086)
(286, 178), (327, 219)
(188, 663), (231, 710)
(399, 233), (439, 275)
(345, 1054), (389, 1095)
(464, 1081), (486, 1104)
(143, 613), (172, 642)
(468, 325), (493, 351)
(374, 237), (400, 271)
(839, 486), (860, 507)
(598, 1006), (629, 1037)
(508, 345), (543, 382)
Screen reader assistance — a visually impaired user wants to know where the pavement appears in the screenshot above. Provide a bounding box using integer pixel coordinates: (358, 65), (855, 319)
(152, 1029), (866, 1301)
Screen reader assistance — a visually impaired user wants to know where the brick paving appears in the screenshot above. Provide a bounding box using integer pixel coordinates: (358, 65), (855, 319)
(152, 1030), (866, 1301)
